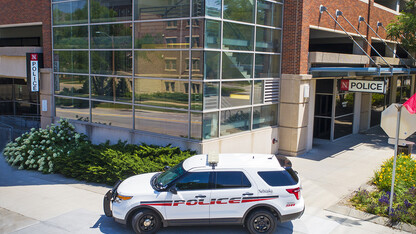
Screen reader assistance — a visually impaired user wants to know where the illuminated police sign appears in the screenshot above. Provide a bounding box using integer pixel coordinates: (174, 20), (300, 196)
(30, 54), (39, 92)
(340, 79), (385, 94)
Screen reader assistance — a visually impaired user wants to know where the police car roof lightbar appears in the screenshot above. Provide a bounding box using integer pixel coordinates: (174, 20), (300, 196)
(208, 152), (219, 169)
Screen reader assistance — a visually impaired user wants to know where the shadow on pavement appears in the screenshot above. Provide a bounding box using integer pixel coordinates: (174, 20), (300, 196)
(91, 215), (132, 234)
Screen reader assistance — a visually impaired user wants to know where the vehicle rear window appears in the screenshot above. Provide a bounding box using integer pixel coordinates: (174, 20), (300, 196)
(215, 171), (251, 189)
(258, 170), (298, 186)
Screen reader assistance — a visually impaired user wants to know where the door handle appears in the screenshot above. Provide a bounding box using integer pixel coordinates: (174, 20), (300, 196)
(195, 195), (206, 198)
(242, 192), (253, 196)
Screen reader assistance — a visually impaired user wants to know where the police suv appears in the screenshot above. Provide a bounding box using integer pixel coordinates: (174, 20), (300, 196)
(104, 153), (304, 234)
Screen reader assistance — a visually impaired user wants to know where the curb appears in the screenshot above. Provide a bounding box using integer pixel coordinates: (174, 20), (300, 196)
(325, 203), (416, 233)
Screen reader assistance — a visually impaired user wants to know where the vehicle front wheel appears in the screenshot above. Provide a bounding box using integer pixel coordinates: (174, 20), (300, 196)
(131, 210), (161, 234)
(246, 209), (277, 234)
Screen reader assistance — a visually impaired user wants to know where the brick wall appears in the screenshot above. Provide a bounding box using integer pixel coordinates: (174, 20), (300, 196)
(0, 0), (51, 68)
(282, 0), (400, 75)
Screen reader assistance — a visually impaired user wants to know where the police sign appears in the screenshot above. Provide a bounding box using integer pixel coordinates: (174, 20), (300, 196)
(26, 53), (43, 93)
(340, 79), (385, 94)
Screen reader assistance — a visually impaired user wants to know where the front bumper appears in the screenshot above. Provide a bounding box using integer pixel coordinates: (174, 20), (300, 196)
(103, 180), (122, 218)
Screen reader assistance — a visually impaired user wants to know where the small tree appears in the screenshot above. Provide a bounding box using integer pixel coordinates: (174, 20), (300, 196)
(387, 0), (416, 52)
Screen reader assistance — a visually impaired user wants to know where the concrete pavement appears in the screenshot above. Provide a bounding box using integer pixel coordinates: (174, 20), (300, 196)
(0, 126), (414, 233)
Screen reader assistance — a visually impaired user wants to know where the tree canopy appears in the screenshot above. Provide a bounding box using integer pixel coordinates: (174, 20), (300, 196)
(387, 0), (416, 52)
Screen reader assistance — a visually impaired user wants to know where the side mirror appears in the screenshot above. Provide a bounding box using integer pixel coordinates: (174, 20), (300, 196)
(163, 166), (171, 172)
(169, 186), (178, 195)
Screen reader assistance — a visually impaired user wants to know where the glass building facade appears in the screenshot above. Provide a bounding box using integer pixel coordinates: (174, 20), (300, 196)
(52, 0), (282, 140)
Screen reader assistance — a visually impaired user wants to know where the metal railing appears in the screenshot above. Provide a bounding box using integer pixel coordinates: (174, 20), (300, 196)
(0, 115), (40, 151)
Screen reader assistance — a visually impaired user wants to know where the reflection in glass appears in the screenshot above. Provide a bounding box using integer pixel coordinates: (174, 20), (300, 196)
(92, 101), (132, 128)
(91, 24), (132, 49)
(334, 115), (353, 139)
(55, 97), (89, 122)
(335, 93), (354, 116)
(257, 0), (282, 27)
(313, 117), (331, 140)
(205, 20), (221, 49)
(256, 28), (281, 53)
(135, 20), (190, 49)
(91, 51), (132, 76)
(203, 82), (219, 110)
(221, 81), (251, 108)
(253, 105), (277, 129)
(135, 51), (188, 79)
(135, 0), (190, 20)
(53, 26), (88, 49)
(223, 22), (253, 51)
(192, 0), (221, 17)
(134, 79), (188, 109)
(53, 0), (88, 25)
(255, 54), (280, 78)
(371, 92), (386, 126)
(221, 108), (251, 136)
(55, 74), (89, 98)
(222, 52), (253, 79)
(190, 113), (202, 140)
(190, 82), (203, 110)
(253, 81), (264, 104)
(203, 112), (218, 139)
(135, 106), (188, 138)
(54, 51), (89, 74)
(223, 0), (254, 23)
(190, 51), (220, 80)
(91, 76), (132, 103)
(90, 0), (132, 23)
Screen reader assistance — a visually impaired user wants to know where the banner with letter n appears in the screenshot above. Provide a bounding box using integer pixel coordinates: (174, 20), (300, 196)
(26, 53), (43, 92)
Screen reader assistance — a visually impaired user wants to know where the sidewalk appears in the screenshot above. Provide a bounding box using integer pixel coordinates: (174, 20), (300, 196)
(0, 126), (414, 233)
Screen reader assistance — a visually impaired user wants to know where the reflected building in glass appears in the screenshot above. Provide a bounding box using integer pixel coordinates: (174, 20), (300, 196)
(52, 0), (282, 151)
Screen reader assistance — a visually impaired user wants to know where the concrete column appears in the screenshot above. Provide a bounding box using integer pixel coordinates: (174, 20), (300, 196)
(411, 75), (415, 96)
(359, 93), (372, 132)
(353, 92), (362, 134)
(39, 68), (54, 129)
(278, 74), (312, 156)
(306, 79), (316, 152)
(390, 76), (398, 104)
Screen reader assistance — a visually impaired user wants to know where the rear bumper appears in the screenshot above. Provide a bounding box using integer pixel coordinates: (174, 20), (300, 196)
(280, 207), (305, 223)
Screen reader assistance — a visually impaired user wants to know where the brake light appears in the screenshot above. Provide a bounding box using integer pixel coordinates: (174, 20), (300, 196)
(286, 187), (300, 200)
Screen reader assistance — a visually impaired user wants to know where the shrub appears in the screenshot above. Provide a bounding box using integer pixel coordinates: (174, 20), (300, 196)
(2, 119), (88, 173)
(54, 141), (195, 185)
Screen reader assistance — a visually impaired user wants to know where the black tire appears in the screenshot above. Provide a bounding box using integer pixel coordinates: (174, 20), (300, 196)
(131, 210), (161, 234)
(246, 209), (277, 234)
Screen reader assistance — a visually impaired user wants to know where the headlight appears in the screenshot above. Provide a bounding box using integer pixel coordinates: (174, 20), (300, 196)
(115, 194), (133, 203)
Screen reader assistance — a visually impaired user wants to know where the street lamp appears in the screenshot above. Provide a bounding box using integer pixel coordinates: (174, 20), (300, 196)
(95, 31), (116, 102)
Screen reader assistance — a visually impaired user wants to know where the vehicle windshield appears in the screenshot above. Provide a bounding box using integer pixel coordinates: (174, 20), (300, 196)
(155, 162), (186, 188)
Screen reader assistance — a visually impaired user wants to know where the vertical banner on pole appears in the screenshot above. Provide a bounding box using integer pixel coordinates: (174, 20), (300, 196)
(26, 53), (43, 92)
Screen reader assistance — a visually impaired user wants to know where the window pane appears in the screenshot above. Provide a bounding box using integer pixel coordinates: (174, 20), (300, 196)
(255, 54), (280, 78)
(257, 1), (282, 27)
(53, 0), (88, 25)
(91, 76), (132, 103)
(135, 51), (188, 79)
(190, 82), (202, 110)
(253, 105), (277, 129)
(54, 51), (89, 74)
(135, 0), (190, 20)
(55, 74), (89, 98)
(223, 22), (253, 51)
(135, 20), (190, 49)
(90, 0), (132, 23)
(258, 171), (298, 186)
(256, 28), (281, 53)
(203, 82), (219, 110)
(205, 20), (221, 49)
(223, 0), (254, 23)
(334, 114), (353, 139)
(203, 112), (218, 139)
(335, 93), (354, 116)
(91, 51), (132, 75)
(134, 79), (188, 109)
(191, 113), (202, 140)
(222, 52), (253, 79)
(53, 26), (88, 49)
(221, 81), (251, 108)
(92, 101), (132, 128)
(192, 0), (221, 17)
(55, 97), (89, 122)
(190, 51), (220, 80)
(135, 106), (188, 138)
(253, 80), (263, 104)
(176, 172), (211, 190)
(91, 23), (132, 49)
(215, 172), (251, 189)
(220, 107), (251, 136)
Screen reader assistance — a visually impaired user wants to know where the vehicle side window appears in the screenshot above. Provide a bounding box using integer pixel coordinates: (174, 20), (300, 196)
(175, 172), (211, 191)
(214, 171), (251, 189)
(258, 170), (298, 186)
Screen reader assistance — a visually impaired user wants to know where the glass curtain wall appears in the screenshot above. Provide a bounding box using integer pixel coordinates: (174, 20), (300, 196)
(52, 0), (282, 140)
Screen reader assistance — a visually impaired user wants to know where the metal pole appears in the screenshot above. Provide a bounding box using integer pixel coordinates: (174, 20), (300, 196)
(389, 104), (402, 214)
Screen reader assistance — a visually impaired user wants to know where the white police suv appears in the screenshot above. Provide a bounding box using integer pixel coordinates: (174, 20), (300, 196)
(104, 153), (304, 234)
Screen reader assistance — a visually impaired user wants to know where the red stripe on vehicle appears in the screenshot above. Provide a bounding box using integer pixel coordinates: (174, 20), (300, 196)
(141, 203), (172, 206)
(241, 198), (277, 203)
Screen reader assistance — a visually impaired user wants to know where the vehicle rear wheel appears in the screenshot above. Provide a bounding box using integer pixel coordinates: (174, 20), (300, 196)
(131, 210), (161, 234)
(246, 209), (277, 234)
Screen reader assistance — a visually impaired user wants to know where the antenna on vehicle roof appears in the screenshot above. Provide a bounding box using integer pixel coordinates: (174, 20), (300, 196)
(208, 152), (219, 169)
